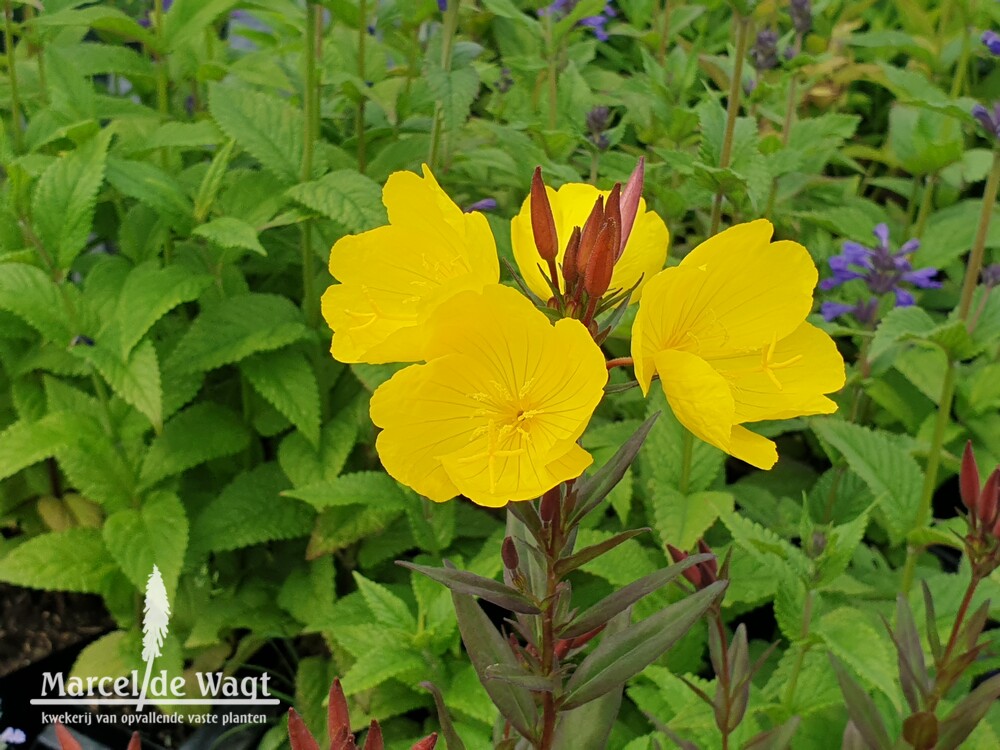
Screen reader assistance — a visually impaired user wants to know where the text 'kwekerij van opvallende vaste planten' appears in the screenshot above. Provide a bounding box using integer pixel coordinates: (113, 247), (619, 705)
(1, 0), (1000, 748)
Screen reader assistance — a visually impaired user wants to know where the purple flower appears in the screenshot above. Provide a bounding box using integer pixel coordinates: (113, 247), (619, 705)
(820, 223), (941, 323)
(438, 0), (448, 11)
(0, 727), (26, 745)
(983, 30), (1000, 56)
(973, 102), (1000, 139)
(539, 1), (617, 42)
(464, 198), (498, 213)
(982, 264), (1000, 289)
(751, 29), (780, 71)
(790, 0), (812, 36)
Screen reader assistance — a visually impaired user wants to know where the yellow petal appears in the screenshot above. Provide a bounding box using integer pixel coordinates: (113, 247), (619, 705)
(511, 182), (668, 302)
(712, 322), (846, 423)
(323, 166), (499, 364)
(729, 425), (778, 469)
(653, 348), (735, 454)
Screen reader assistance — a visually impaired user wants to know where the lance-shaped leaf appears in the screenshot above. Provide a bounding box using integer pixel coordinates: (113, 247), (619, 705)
(507, 499), (543, 542)
(569, 414), (659, 525)
(449, 564), (538, 741)
(830, 656), (892, 750)
(398, 561), (541, 614)
(554, 528), (649, 576)
(485, 664), (557, 692)
(884, 595), (929, 713)
(742, 716), (801, 750)
(288, 709), (321, 750)
(420, 681), (467, 750)
(936, 672), (1000, 750)
(921, 582), (942, 662)
(561, 581), (726, 709)
(558, 553), (713, 639)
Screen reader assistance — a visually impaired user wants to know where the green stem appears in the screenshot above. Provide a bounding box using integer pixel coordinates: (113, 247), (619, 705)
(927, 574), (981, 711)
(357, 0), (367, 172)
(428, 0), (460, 171)
(153, 0), (169, 116)
(709, 14), (752, 236)
(957, 149), (1000, 320)
(912, 173), (937, 239)
(545, 15), (558, 131)
(300, 3), (321, 326)
(656, 0), (670, 65)
(782, 589), (814, 709)
(3, 0), (23, 152)
(764, 74), (798, 219)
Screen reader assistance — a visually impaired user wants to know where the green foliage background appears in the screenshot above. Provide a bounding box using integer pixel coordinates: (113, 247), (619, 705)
(1, 0), (1000, 747)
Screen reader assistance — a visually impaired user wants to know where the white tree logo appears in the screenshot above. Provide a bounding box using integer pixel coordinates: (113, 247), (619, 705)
(136, 565), (170, 712)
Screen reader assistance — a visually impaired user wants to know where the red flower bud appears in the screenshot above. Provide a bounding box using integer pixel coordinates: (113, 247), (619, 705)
(982, 468), (1000, 531)
(619, 157), (644, 252)
(960, 441), (980, 516)
(530, 167), (559, 263)
(584, 217), (617, 298)
(668, 544), (703, 587)
(562, 226), (581, 289)
(410, 734), (439, 750)
(329, 678), (352, 748)
(127, 733), (142, 750)
(502, 535), (520, 570)
(288, 710), (322, 750)
(697, 539), (718, 583)
(576, 196), (605, 277)
(604, 182), (623, 261)
(363, 720), (385, 750)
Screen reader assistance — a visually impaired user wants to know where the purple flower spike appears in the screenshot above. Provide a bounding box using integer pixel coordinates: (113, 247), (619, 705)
(464, 198), (497, 213)
(983, 30), (1000, 56)
(539, 0), (616, 41)
(820, 223), (942, 325)
(438, 0), (448, 11)
(972, 102), (1000, 139)
(983, 264), (1000, 288)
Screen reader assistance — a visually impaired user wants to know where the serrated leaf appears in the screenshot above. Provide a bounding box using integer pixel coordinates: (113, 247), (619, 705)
(109, 262), (213, 356)
(72, 339), (162, 429)
(52, 412), (137, 510)
(815, 508), (871, 587)
(105, 157), (192, 228)
(32, 130), (110, 268)
(652, 488), (733, 551)
(341, 645), (424, 697)
(427, 65), (480, 132)
(240, 349), (319, 446)
(811, 420), (924, 544)
(0, 528), (116, 593)
(166, 294), (310, 373)
(278, 413), (358, 487)
(353, 572), (416, 630)
(139, 403), (250, 488)
(307, 504), (402, 558)
(162, 0), (240, 51)
(819, 609), (899, 710)
(103, 491), (187, 598)
(284, 471), (412, 510)
(286, 170), (386, 233)
(869, 306), (937, 362)
(193, 139), (236, 222)
(279, 557), (337, 631)
(193, 463), (314, 552)
(0, 263), (72, 343)
(720, 512), (811, 578)
(208, 83), (303, 184)
(192, 216), (266, 256)
(0, 411), (71, 482)
(641, 390), (724, 493)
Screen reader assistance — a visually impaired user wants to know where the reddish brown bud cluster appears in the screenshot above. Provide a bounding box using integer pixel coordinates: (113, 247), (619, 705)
(529, 160), (644, 327)
(553, 624), (606, 659)
(668, 540), (720, 589)
(289, 679), (437, 750)
(960, 441), (1000, 577)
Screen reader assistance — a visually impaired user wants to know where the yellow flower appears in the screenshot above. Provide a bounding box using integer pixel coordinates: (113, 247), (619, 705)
(370, 285), (608, 506)
(511, 182), (668, 302)
(321, 165), (499, 364)
(631, 220), (845, 470)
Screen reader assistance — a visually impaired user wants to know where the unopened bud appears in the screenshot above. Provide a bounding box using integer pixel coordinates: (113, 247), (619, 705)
(960, 441), (980, 516)
(982, 468), (1000, 531)
(605, 182), (622, 259)
(584, 217), (617, 298)
(365, 720), (385, 750)
(540, 490), (560, 525)
(530, 167), (559, 262)
(576, 196), (605, 276)
(501, 536), (520, 570)
(668, 544), (703, 587)
(697, 539), (718, 582)
(562, 226), (581, 289)
(411, 733), (439, 750)
(619, 157), (644, 253)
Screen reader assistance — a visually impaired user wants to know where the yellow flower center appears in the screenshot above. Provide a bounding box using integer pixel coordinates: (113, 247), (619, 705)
(456, 419), (528, 493)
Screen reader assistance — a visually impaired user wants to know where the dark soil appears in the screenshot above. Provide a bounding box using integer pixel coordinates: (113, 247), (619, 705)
(0, 583), (113, 678)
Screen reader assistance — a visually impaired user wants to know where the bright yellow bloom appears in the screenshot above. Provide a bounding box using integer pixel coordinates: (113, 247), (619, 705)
(321, 165), (499, 364)
(370, 285), (608, 507)
(631, 220), (845, 470)
(511, 182), (668, 302)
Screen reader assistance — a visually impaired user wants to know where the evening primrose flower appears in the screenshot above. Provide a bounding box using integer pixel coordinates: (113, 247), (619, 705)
(370, 285), (607, 506)
(511, 179), (668, 303)
(632, 220), (845, 470)
(321, 165), (499, 363)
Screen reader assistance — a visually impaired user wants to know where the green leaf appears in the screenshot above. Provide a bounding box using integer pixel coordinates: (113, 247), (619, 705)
(815, 508), (871, 587)
(240, 349), (320, 446)
(652, 488), (734, 551)
(819, 609), (899, 710)
(811, 420), (924, 544)
(162, 0), (241, 51)
(52, 412), (137, 510)
(72, 339), (162, 429)
(830, 656), (894, 750)
(307, 504), (402, 558)
(31, 128), (110, 268)
(278, 412), (358, 487)
(139, 403), (250, 488)
(888, 104), (964, 175)
(341, 645), (424, 697)
(0, 411), (71, 482)
(869, 306), (937, 362)
(105, 157), (193, 228)
(192, 216), (266, 256)
(426, 65), (480, 132)
(398, 562), (541, 614)
(278, 557), (337, 631)
(562, 581), (726, 709)
(192, 463), (314, 552)
(353, 571), (417, 630)
(720, 511), (811, 578)
(0, 263), (72, 343)
(0, 528), (116, 593)
(208, 83), (304, 184)
(166, 294), (310, 374)
(103, 491), (188, 598)
(109, 262), (213, 356)
(286, 170), (386, 233)
(283, 471), (411, 510)
(641, 390), (724, 493)
(193, 139), (236, 222)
